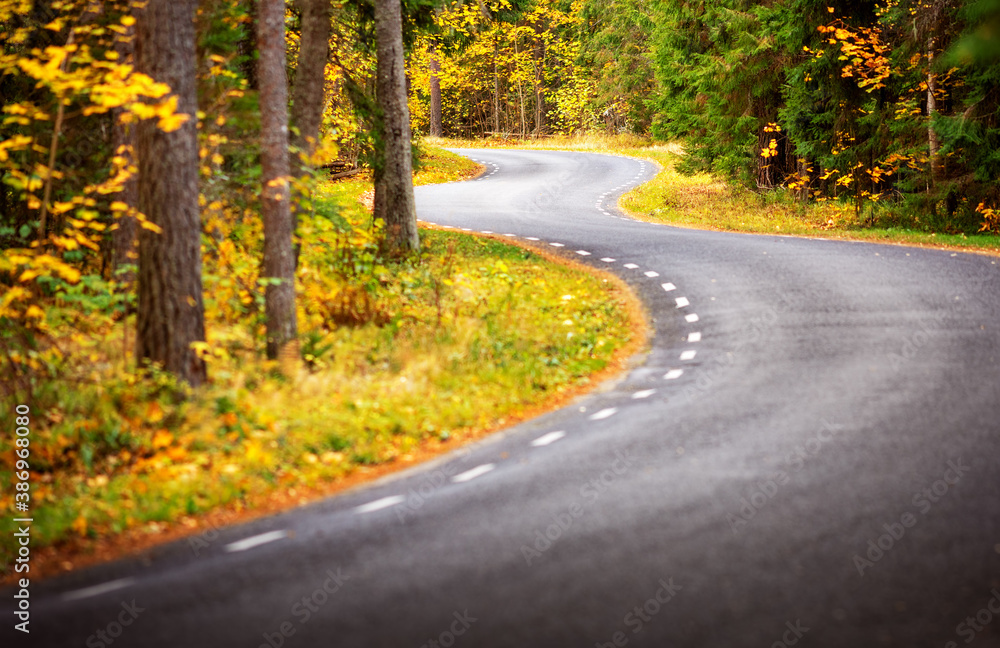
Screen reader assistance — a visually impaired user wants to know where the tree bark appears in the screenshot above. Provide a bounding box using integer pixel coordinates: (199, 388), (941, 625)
(290, 0), (331, 160)
(134, 0), (207, 387)
(259, 0), (298, 360)
(533, 31), (546, 136)
(429, 42), (443, 137)
(289, 0), (332, 267)
(927, 38), (941, 186)
(374, 0), (419, 256)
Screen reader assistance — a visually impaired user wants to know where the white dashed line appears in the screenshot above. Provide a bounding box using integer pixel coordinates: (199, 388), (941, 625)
(644, 271), (660, 278)
(503, 233), (517, 237)
(354, 495), (406, 514)
(461, 228), (472, 232)
(589, 407), (618, 421)
(664, 369), (684, 380)
(224, 530), (289, 553)
(601, 257), (616, 262)
(661, 283), (676, 292)
(623, 263), (639, 269)
(632, 389), (656, 399)
(576, 250), (591, 256)
(685, 313), (700, 323)
(675, 297), (690, 308)
(62, 578), (135, 602)
(452, 463), (496, 483)
(525, 237), (540, 241)
(550, 242), (565, 247)
(680, 350), (697, 361)
(481, 230), (493, 234)
(531, 431), (566, 447)
(688, 332), (702, 342)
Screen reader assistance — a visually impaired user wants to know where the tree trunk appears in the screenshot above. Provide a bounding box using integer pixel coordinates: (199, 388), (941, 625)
(374, 0), (419, 256)
(429, 42), (443, 137)
(290, 0), (331, 160)
(493, 38), (501, 134)
(927, 38), (941, 186)
(289, 0), (332, 267)
(134, 0), (207, 387)
(533, 32), (546, 136)
(259, 0), (298, 360)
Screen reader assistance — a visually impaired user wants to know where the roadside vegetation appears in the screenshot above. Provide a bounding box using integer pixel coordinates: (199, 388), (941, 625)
(0, 147), (637, 574)
(434, 136), (1000, 254)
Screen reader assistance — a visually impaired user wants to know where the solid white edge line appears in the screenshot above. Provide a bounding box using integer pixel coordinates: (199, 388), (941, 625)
(354, 495), (406, 514)
(452, 463), (496, 483)
(62, 578), (135, 602)
(531, 431), (567, 447)
(224, 530), (289, 553)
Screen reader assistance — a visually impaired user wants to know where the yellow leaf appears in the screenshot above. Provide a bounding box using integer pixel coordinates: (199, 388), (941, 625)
(147, 402), (164, 423)
(71, 514), (87, 537)
(152, 429), (173, 449)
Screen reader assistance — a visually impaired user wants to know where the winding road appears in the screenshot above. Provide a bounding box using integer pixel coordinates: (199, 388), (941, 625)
(10, 149), (1000, 647)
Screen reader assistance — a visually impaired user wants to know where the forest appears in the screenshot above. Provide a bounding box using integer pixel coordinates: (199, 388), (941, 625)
(1, 0), (999, 561)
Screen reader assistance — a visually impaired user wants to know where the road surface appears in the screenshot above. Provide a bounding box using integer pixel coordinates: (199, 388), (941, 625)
(8, 149), (1000, 647)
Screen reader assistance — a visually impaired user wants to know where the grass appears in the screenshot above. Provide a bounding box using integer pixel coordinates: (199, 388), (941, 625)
(430, 135), (1000, 255)
(0, 146), (639, 578)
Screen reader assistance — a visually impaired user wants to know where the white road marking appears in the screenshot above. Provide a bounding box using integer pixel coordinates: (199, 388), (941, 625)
(576, 250), (591, 256)
(550, 242), (565, 247)
(632, 389), (656, 399)
(664, 369), (684, 380)
(461, 228), (472, 231)
(531, 431), (567, 447)
(503, 233), (517, 237)
(661, 283), (676, 292)
(354, 495), (406, 514)
(688, 332), (702, 342)
(525, 237), (540, 241)
(62, 578), (135, 602)
(481, 230), (493, 234)
(675, 297), (690, 308)
(685, 313), (700, 323)
(589, 407), (618, 421)
(624, 263), (639, 269)
(224, 530), (289, 553)
(452, 463), (496, 483)
(644, 271), (660, 278)
(601, 257), (616, 262)
(680, 350), (697, 361)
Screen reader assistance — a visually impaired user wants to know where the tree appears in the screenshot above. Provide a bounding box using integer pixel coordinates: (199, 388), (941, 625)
(134, 0), (207, 387)
(428, 41), (443, 137)
(258, 0), (298, 359)
(373, 0), (419, 255)
(290, 0), (331, 175)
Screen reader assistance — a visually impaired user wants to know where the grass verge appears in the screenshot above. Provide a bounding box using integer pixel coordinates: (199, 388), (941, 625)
(0, 146), (643, 580)
(430, 135), (1000, 255)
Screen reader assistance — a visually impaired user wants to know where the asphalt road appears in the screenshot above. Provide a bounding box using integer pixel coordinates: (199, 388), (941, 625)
(8, 149), (1000, 648)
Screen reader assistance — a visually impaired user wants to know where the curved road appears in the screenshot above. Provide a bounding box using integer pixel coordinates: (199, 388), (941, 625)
(10, 150), (1000, 647)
